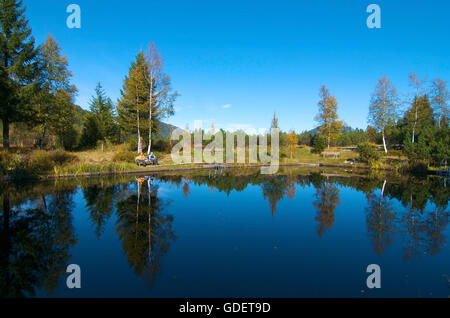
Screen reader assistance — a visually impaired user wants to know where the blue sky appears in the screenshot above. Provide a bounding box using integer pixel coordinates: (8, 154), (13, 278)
(23, 0), (450, 132)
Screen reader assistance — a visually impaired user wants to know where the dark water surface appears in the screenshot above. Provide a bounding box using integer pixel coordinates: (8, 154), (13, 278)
(1, 168), (449, 298)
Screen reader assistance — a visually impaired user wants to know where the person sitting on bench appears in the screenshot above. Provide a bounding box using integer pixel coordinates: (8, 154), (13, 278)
(135, 153), (147, 166)
(148, 152), (158, 165)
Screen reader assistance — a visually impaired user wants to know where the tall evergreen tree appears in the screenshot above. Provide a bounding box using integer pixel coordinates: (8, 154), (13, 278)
(404, 95), (435, 138)
(0, 0), (39, 149)
(35, 35), (77, 149)
(316, 86), (342, 149)
(271, 112), (279, 129)
(89, 82), (117, 142)
(117, 52), (149, 153)
(118, 50), (176, 154)
(368, 76), (400, 153)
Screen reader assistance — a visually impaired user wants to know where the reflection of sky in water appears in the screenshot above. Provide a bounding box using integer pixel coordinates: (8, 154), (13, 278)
(1, 170), (448, 298)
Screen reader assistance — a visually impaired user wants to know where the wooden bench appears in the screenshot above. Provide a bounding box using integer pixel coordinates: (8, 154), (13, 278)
(321, 152), (340, 159)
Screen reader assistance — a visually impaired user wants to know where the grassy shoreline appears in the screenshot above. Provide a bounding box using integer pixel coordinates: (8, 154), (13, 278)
(1, 144), (439, 182)
(0, 161), (402, 183)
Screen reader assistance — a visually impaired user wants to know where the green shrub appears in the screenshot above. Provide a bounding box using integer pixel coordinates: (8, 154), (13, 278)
(0, 151), (11, 175)
(79, 113), (103, 149)
(127, 138), (138, 152)
(152, 138), (172, 153)
(59, 125), (81, 151)
(29, 150), (78, 173)
(48, 150), (78, 165)
(311, 135), (326, 154)
(399, 162), (429, 177)
(404, 137), (431, 164)
(357, 142), (381, 165)
(113, 151), (136, 163)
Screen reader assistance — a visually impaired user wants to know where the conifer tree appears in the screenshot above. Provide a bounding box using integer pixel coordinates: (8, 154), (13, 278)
(80, 113), (102, 149)
(271, 112), (279, 130)
(404, 95), (435, 138)
(117, 52), (150, 153)
(118, 49), (177, 154)
(89, 82), (117, 142)
(35, 35), (77, 149)
(0, 0), (39, 149)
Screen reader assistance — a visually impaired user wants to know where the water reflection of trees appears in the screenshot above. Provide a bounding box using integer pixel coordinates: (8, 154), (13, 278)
(83, 182), (119, 239)
(313, 180), (341, 237)
(0, 187), (77, 297)
(365, 181), (397, 255)
(163, 170), (448, 258)
(261, 176), (290, 216)
(0, 169), (448, 297)
(115, 177), (176, 288)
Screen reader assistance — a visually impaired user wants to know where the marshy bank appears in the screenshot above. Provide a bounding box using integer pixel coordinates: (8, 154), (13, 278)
(0, 145), (445, 182)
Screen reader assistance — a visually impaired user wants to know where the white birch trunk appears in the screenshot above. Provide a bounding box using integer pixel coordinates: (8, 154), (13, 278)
(136, 84), (142, 154)
(147, 82), (153, 155)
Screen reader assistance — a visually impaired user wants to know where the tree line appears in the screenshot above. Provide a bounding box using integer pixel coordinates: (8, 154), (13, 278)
(0, 0), (177, 153)
(1, 0), (448, 168)
(288, 74), (449, 167)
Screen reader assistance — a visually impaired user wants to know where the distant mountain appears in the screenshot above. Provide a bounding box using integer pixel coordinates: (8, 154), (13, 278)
(157, 122), (179, 138)
(305, 123), (358, 135)
(73, 105), (87, 128)
(73, 105), (179, 138)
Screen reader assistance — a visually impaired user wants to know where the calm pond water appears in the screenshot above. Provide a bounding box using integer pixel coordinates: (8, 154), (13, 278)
(1, 167), (449, 298)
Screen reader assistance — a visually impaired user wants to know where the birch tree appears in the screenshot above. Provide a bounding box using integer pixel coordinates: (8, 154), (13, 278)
(144, 42), (177, 155)
(430, 78), (449, 128)
(368, 76), (400, 153)
(408, 73), (426, 143)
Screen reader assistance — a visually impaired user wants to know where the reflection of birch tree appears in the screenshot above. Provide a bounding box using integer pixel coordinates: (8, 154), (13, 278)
(115, 179), (175, 288)
(401, 193), (427, 260)
(365, 180), (397, 255)
(424, 206), (450, 256)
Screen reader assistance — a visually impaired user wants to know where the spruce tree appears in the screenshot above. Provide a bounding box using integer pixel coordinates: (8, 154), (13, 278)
(89, 82), (117, 142)
(0, 0), (39, 149)
(271, 112), (279, 129)
(118, 48), (177, 154)
(404, 95), (435, 140)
